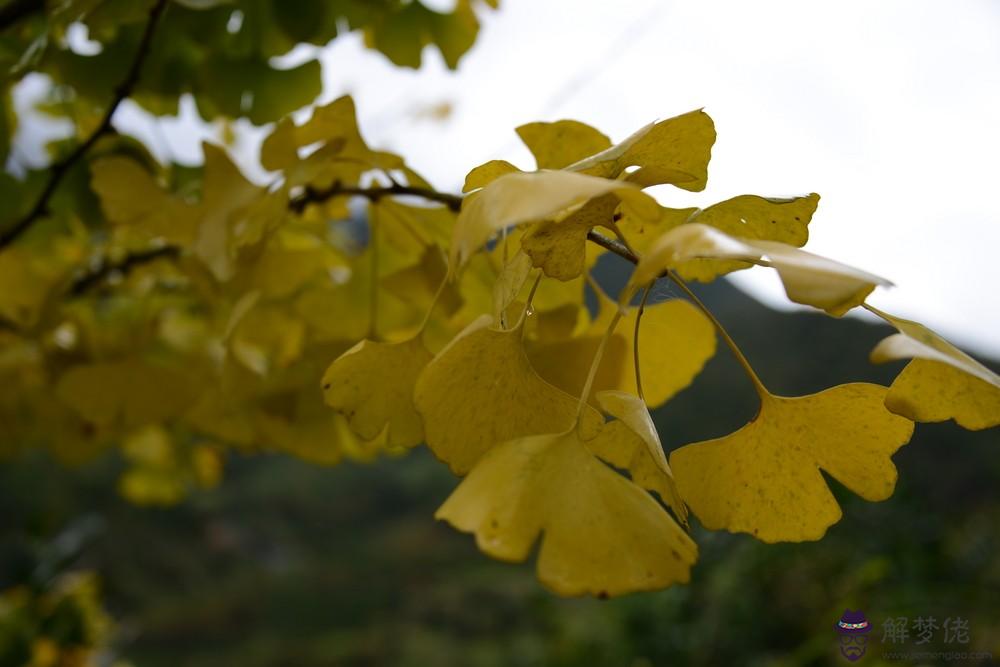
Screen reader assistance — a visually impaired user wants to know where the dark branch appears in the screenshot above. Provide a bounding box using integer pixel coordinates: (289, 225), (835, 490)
(0, 0), (43, 33)
(586, 229), (639, 264)
(69, 244), (179, 296)
(68, 180), (638, 299)
(289, 182), (464, 214)
(0, 0), (169, 251)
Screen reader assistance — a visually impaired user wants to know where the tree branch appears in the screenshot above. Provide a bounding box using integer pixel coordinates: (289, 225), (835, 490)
(70, 244), (179, 296)
(69, 182), (641, 295)
(289, 182), (464, 214)
(0, 0), (169, 251)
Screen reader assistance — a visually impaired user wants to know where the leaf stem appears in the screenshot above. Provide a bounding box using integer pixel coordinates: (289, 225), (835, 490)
(666, 269), (769, 398)
(576, 306), (624, 422)
(633, 282), (653, 403)
(517, 271), (543, 333)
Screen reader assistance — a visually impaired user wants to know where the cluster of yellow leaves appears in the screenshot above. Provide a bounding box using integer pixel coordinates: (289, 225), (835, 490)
(2, 93), (997, 598)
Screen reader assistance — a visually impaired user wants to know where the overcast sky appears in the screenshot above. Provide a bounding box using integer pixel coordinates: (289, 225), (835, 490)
(16, 0), (1000, 355)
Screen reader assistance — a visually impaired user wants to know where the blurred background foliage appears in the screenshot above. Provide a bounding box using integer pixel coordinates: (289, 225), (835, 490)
(2, 277), (999, 666)
(1, 0), (998, 665)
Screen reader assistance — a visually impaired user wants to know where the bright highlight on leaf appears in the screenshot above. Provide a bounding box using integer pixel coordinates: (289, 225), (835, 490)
(322, 336), (434, 448)
(631, 223), (891, 316)
(414, 314), (603, 474)
(449, 170), (658, 269)
(867, 306), (1000, 430)
(436, 429), (697, 597)
(671, 383), (914, 542)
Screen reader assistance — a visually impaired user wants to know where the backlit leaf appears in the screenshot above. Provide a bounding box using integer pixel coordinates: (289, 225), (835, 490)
(450, 170), (657, 269)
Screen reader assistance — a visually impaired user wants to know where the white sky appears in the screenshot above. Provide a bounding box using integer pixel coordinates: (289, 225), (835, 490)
(13, 0), (1000, 355)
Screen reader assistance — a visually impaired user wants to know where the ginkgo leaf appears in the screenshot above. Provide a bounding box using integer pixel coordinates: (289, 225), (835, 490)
(90, 156), (196, 244)
(670, 383), (914, 543)
(450, 170), (659, 269)
(528, 292), (716, 409)
(591, 390), (687, 526)
(414, 314), (603, 474)
(665, 193), (820, 282)
(462, 159), (520, 193)
(56, 360), (197, 429)
(516, 120), (612, 169)
(881, 360), (1000, 431)
(631, 223), (891, 316)
(436, 428), (698, 597)
(866, 306), (1000, 429)
(0, 249), (61, 328)
(321, 335), (433, 448)
(521, 193), (618, 281)
(567, 110), (716, 191)
(371, 199), (455, 254)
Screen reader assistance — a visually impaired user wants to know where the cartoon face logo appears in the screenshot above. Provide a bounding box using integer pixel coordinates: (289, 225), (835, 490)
(835, 610), (872, 662)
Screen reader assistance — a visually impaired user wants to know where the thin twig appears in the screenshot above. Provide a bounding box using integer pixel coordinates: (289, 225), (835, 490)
(0, 0), (169, 250)
(289, 182), (463, 214)
(70, 244), (180, 296)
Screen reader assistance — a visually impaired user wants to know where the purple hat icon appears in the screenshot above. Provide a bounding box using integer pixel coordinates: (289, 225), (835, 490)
(835, 609), (872, 635)
(835, 610), (872, 662)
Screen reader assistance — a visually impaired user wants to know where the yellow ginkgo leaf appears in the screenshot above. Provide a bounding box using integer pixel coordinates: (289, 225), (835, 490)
(436, 428), (697, 597)
(462, 159), (521, 193)
(881, 360), (1000, 431)
(0, 249), (60, 328)
(670, 383), (914, 543)
(591, 390), (687, 526)
(56, 360), (197, 429)
(631, 223), (891, 316)
(321, 335), (433, 448)
(516, 119), (612, 170)
(666, 193), (820, 282)
(866, 306), (1000, 429)
(414, 314), (603, 474)
(520, 193), (618, 281)
(528, 293), (715, 409)
(90, 157), (197, 244)
(382, 246), (463, 319)
(450, 170), (658, 269)
(371, 199), (455, 255)
(568, 110), (716, 191)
